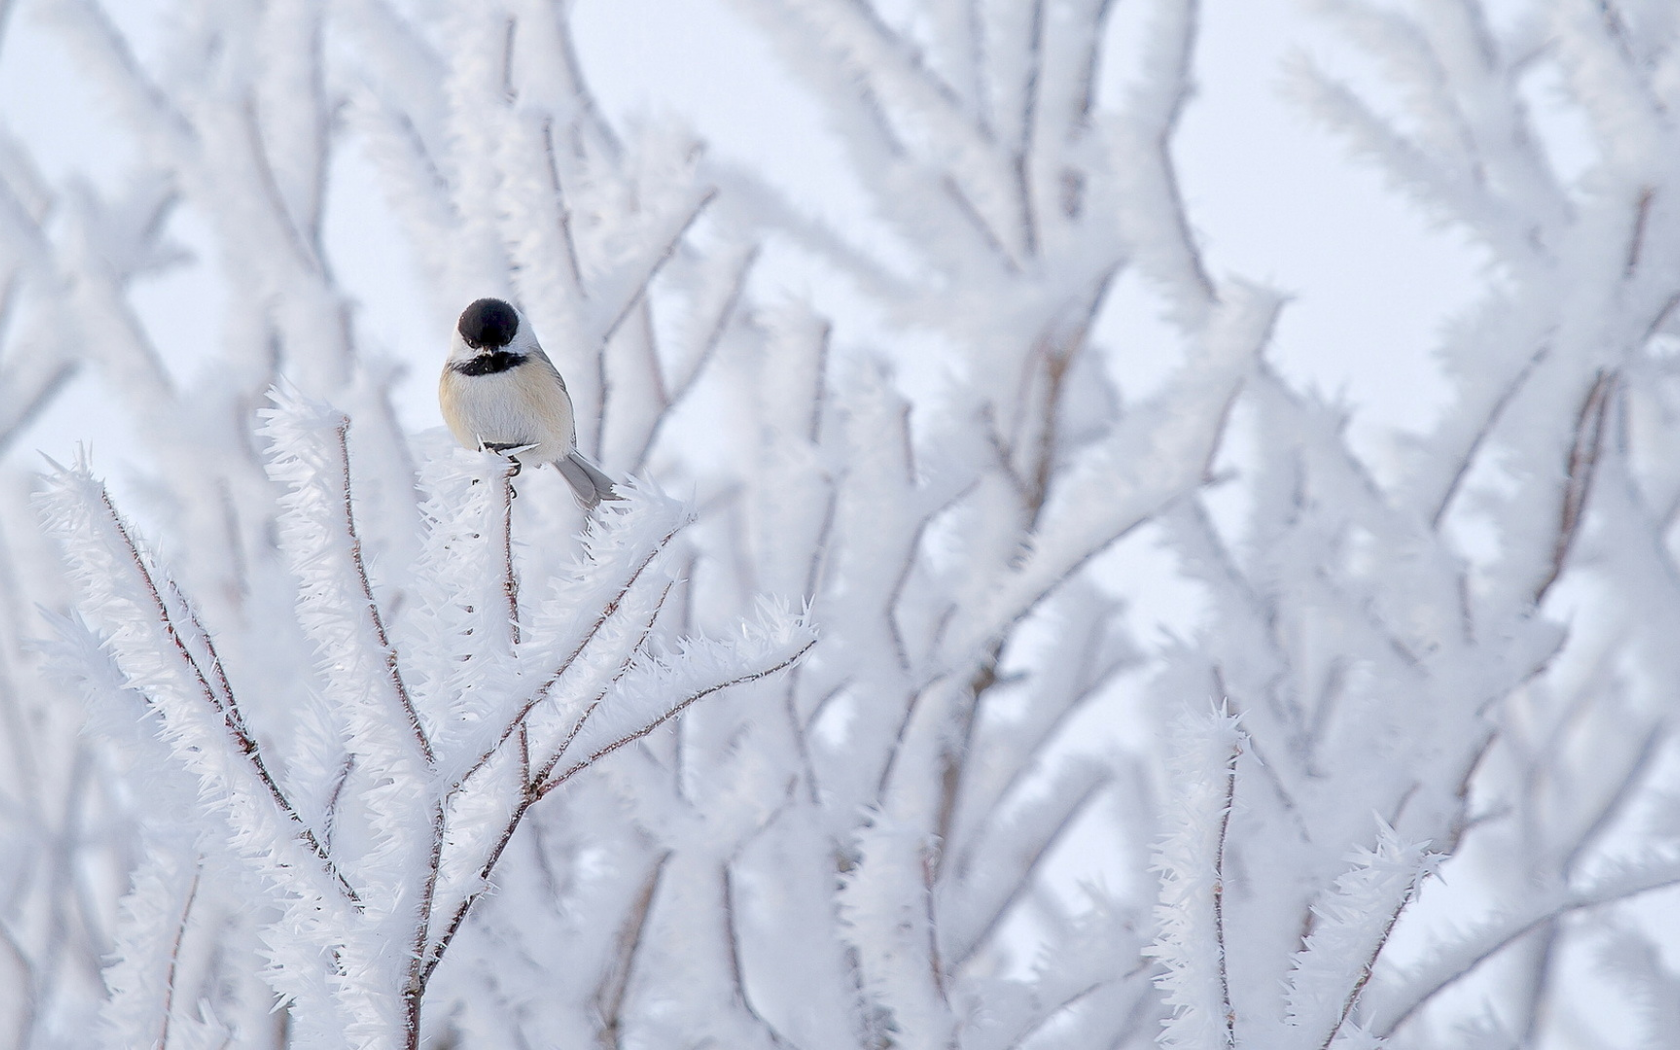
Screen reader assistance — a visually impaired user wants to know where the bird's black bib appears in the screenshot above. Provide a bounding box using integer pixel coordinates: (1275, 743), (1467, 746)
(454, 351), (528, 376)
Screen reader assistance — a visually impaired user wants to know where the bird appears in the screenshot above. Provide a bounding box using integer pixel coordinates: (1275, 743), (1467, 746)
(439, 297), (621, 509)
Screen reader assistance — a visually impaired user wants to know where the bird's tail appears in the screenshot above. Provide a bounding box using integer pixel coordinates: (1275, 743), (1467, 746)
(555, 449), (622, 510)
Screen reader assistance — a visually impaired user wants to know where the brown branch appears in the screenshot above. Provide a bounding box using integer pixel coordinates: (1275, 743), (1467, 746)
(1070, 0), (1120, 128)
(518, 722), (531, 787)
(402, 800), (448, 1050)
(598, 188), (719, 349)
(321, 755), (354, 852)
(941, 173), (1019, 274)
(800, 677), (853, 735)
(723, 863), (794, 1049)
(1014, 0), (1045, 260)
(932, 653), (997, 876)
(170, 577), (237, 716)
(1317, 863), (1426, 1050)
(1002, 981), (1111, 1050)
(874, 678), (942, 804)
(803, 486), (838, 604)
(1533, 370), (1616, 604)
(1145, 0), (1218, 310)
(1626, 186), (1655, 276)
(1428, 348), (1549, 525)
(158, 866), (201, 1050)
(0, 358), (77, 457)
(539, 639), (815, 798)
(418, 790), (538, 990)
(241, 94), (323, 280)
(885, 514), (937, 673)
(808, 319), (832, 444)
(542, 118), (586, 295)
(1642, 290), (1680, 343)
(1561, 725), (1663, 877)
(95, 486), (361, 905)
(632, 243), (759, 471)
(499, 464), (520, 647)
(948, 772), (1109, 970)
(421, 639), (812, 991)
(1023, 270), (1117, 529)
(1214, 735), (1239, 1048)
(1514, 923), (1559, 1049)
(454, 529), (680, 794)
(595, 852), (670, 1050)
(1374, 859), (1680, 1037)
(531, 581), (672, 789)
(333, 422), (432, 764)
(952, 643), (1133, 879)
(981, 403), (1029, 501)
(0, 916), (36, 1050)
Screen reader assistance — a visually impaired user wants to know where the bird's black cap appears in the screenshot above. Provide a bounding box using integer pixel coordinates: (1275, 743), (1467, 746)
(458, 298), (520, 350)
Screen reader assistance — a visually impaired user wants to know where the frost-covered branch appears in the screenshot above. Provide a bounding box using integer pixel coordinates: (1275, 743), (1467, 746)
(1148, 706), (1241, 1050)
(40, 392), (809, 1050)
(7, 0), (1680, 1045)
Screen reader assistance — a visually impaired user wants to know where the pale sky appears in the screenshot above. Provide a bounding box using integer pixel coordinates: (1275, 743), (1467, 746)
(0, 0), (1491, 477)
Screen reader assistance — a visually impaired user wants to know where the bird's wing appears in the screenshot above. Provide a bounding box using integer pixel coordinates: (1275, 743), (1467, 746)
(524, 350), (579, 446)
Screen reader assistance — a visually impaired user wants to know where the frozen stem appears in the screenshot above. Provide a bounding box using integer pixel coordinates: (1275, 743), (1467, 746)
(333, 421), (432, 765)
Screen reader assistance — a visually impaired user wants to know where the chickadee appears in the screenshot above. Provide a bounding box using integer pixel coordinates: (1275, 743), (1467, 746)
(439, 298), (620, 508)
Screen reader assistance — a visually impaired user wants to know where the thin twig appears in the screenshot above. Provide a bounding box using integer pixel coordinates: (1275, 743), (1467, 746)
(402, 799), (448, 1050)
(1071, 0), (1120, 128)
(422, 639), (812, 988)
(241, 94), (322, 279)
(1534, 370), (1616, 604)
(632, 243), (759, 470)
(1316, 861), (1426, 1050)
(942, 173), (1019, 273)
(595, 852), (670, 1050)
(454, 529), (680, 793)
(95, 486), (361, 905)
(1561, 725), (1663, 877)
(1144, 0), (1217, 309)
(1001, 981), (1110, 1050)
(540, 640), (815, 797)
(1626, 186), (1655, 276)
(500, 463), (520, 647)
(1023, 270), (1117, 529)
(0, 359), (77, 457)
(723, 863), (794, 1048)
(951, 642), (1133, 878)
(531, 581), (672, 789)
(0, 917), (36, 1050)
(598, 188), (719, 349)
(321, 755), (354, 851)
(1374, 858), (1680, 1037)
(333, 422), (432, 764)
(948, 772), (1109, 970)
(158, 866), (201, 1050)
(1014, 0), (1045, 259)
(541, 118), (586, 294)
(875, 678), (942, 804)
(1214, 735), (1239, 1048)
(1432, 345), (1548, 528)
(933, 652), (998, 876)
(170, 578), (237, 715)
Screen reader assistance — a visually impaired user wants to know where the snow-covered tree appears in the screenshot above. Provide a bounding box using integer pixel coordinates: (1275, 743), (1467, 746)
(2, 0), (1680, 1048)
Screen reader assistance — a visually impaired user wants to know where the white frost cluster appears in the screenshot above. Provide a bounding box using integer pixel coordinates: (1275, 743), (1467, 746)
(1148, 705), (1243, 1050)
(37, 392), (811, 1050)
(4, 0), (1680, 1047)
